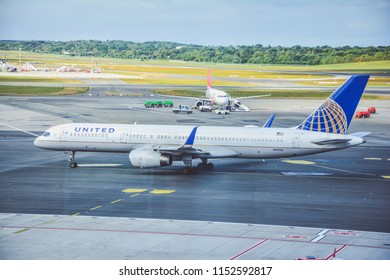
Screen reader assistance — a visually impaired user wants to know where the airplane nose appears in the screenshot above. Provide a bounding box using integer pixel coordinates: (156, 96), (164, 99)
(33, 137), (41, 147)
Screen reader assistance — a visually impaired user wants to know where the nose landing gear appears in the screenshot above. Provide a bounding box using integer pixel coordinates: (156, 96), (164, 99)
(69, 151), (78, 168)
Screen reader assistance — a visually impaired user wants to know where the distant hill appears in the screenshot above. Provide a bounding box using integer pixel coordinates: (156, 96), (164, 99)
(1, 40), (389, 65)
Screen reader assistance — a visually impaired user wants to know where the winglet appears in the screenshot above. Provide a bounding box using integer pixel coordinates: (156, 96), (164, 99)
(296, 75), (370, 134)
(207, 69), (212, 88)
(183, 127), (198, 147)
(263, 113), (276, 128)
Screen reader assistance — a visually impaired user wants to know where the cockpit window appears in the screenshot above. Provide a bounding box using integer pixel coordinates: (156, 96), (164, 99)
(43, 132), (50, 137)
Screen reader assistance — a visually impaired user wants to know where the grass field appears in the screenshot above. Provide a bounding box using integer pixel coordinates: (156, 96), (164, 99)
(0, 76), (82, 84)
(0, 50), (389, 96)
(0, 85), (90, 96)
(2, 50), (389, 75)
(296, 76), (390, 87)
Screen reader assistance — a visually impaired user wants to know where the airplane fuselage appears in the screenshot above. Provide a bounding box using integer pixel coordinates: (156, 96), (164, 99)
(206, 87), (230, 106)
(34, 123), (364, 159)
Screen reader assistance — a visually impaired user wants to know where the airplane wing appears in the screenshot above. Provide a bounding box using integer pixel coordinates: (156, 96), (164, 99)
(234, 94), (271, 100)
(153, 127), (238, 158)
(155, 145), (237, 158)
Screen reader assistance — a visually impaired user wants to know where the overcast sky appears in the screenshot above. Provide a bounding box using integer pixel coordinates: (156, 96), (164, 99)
(0, 0), (389, 46)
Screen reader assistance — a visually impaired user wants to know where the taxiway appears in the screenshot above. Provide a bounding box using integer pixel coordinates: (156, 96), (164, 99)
(0, 86), (389, 259)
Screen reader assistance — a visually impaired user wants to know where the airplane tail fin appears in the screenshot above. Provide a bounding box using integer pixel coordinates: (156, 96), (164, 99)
(296, 75), (370, 134)
(207, 69), (212, 88)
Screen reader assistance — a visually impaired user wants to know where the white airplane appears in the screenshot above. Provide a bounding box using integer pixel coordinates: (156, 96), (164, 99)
(204, 69), (230, 107)
(34, 75), (370, 175)
(194, 70), (270, 111)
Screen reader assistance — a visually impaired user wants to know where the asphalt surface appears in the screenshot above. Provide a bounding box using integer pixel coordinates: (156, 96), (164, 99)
(1, 89), (389, 233)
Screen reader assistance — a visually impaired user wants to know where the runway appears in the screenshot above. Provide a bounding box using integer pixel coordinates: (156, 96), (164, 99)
(0, 87), (390, 259)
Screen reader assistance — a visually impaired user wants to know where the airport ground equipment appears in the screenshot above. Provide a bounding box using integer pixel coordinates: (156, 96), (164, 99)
(172, 105), (193, 114)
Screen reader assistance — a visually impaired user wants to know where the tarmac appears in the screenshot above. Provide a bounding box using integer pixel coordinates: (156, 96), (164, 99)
(0, 84), (389, 259)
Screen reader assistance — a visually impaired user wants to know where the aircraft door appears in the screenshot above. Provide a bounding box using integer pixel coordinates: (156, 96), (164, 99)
(59, 127), (67, 142)
(120, 129), (130, 143)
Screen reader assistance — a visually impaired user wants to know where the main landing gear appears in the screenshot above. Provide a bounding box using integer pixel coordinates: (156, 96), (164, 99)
(69, 151), (78, 168)
(181, 158), (214, 175)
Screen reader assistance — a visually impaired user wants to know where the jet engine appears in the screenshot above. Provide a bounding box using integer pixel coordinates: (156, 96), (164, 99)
(129, 149), (172, 168)
(195, 100), (203, 108)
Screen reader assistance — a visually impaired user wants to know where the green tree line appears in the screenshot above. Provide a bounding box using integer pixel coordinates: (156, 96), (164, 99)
(1, 40), (389, 65)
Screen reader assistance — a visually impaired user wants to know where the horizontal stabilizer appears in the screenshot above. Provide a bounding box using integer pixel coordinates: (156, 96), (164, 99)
(350, 132), (371, 138)
(311, 138), (352, 145)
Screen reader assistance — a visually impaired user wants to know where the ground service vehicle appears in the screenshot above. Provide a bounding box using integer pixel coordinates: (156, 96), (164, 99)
(215, 109), (230, 115)
(355, 111), (370, 118)
(172, 105), (192, 114)
(368, 107), (376, 114)
(145, 100), (173, 108)
(144, 101), (155, 108)
(199, 105), (212, 112)
(164, 100), (173, 107)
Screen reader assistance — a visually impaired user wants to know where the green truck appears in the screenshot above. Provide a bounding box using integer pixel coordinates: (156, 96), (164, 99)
(144, 100), (173, 108)
(163, 100), (173, 107)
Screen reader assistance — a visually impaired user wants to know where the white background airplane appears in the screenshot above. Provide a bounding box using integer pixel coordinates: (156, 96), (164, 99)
(194, 70), (270, 111)
(34, 75), (370, 174)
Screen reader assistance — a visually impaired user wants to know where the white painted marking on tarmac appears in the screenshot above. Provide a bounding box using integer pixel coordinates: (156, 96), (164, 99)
(314, 164), (375, 177)
(311, 229), (329, 243)
(77, 163), (124, 167)
(364, 157), (382, 160)
(282, 172), (332, 176)
(282, 159), (315, 165)
(382, 176), (390, 179)
(0, 123), (39, 137)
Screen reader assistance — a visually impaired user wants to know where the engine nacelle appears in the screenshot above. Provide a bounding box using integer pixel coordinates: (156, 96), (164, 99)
(129, 149), (172, 168)
(195, 100), (203, 108)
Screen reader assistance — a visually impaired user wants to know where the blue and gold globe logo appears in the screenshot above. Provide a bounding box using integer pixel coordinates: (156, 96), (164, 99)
(297, 99), (347, 134)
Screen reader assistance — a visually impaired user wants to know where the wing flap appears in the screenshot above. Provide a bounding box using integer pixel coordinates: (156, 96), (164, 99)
(155, 145), (237, 158)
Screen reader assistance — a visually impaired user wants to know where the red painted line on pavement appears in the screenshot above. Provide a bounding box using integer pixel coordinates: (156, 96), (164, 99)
(230, 239), (269, 260)
(325, 244), (347, 259)
(285, 235), (308, 239)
